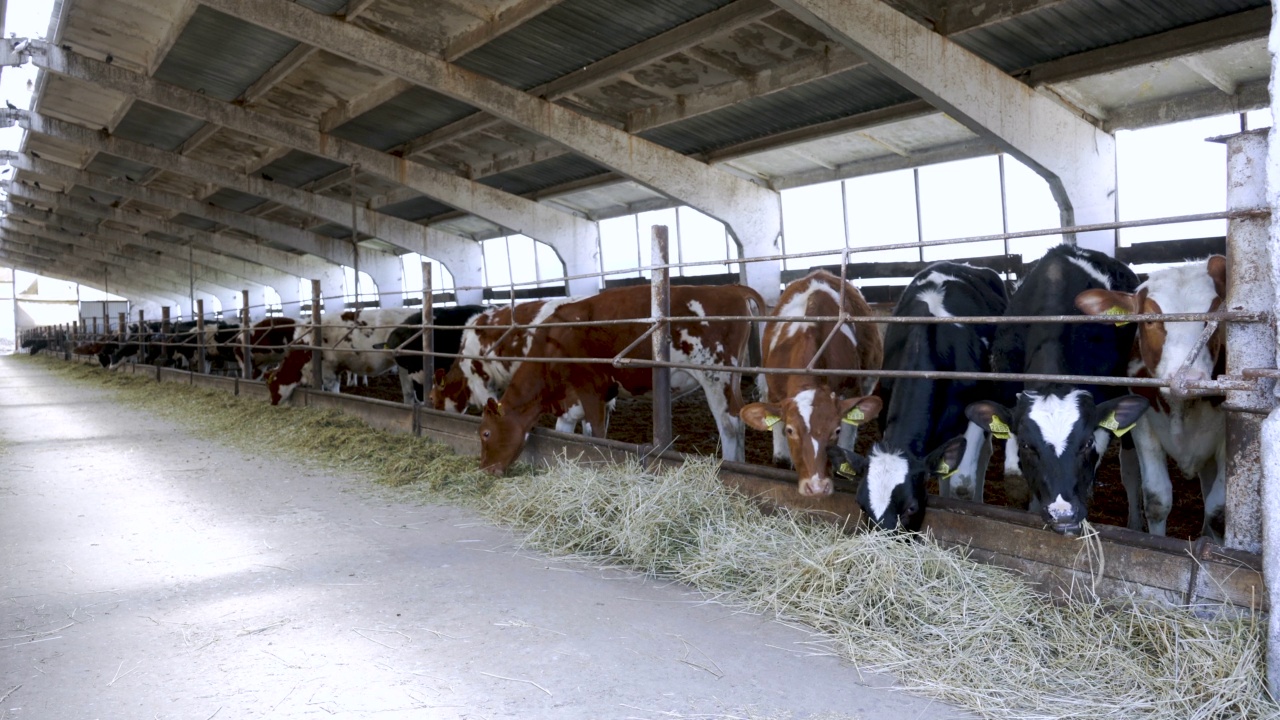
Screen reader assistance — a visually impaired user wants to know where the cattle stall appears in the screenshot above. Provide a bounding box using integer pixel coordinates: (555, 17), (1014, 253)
(29, 131), (1276, 622)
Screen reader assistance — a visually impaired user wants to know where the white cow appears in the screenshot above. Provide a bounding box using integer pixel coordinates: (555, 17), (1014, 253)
(1076, 255), (1227, 537)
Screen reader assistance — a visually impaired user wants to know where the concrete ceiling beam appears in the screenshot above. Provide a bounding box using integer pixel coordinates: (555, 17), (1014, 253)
(31, 45), (600, 296)
(775, 0), (1118, 252)
(0, 252), (178, 310)
(18, 111), (480, 283)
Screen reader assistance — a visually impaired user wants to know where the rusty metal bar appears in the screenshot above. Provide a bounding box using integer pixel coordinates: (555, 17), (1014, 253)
(311, 279), (324, 392)
(240, 290), (253, 380)
(651, 225), (672, 451)
(195, 299), (206, 378)
(1168, 319), (1219, 399)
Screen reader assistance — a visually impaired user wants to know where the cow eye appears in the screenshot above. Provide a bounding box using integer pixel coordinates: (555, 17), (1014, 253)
(785, 425), (796, 437)
(481, 430), (491, 440)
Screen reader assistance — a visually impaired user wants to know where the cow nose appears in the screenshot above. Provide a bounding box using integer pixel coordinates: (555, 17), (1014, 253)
(1052, 522), (1082, 536)
(800, 476), (834, 496)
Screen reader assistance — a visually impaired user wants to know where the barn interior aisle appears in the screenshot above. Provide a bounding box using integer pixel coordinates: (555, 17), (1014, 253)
(0, 355), (971, 720)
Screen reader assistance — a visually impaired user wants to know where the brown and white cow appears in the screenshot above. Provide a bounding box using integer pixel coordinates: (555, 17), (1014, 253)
(1075, 255), (1227, 537)
(739, 270), (884, 497)
(431, 298), (572, 417)
(266, 308), (417, 405)
(233, 317), (298, 379)
(477, 284), (765, 475)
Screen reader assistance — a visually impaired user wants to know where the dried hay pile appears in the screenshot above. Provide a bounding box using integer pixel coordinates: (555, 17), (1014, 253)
(486, 454), (1277, 720)
(23, 355), (1278, 719)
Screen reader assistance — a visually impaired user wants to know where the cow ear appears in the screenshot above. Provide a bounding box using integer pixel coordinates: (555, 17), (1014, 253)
(926, 435), (967, 479)
(1094, 394), (1149, 437)
(966, 401), (1013, 439)
(740, 402), (784, 432)
(1207, 254), (1227, 300)
(839, 395), (882, 427)
(483, 398), (504, 417)
(830, 448), (868, 480)
(434, 368), (447, 386)
(1075, 289), (1137, 325)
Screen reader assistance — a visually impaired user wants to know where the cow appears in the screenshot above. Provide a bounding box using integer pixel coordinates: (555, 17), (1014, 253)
(478, 284), (765, 475)
(1075, 255), (1227, 538)
(266, 308), (417, 406)
(965, 244), (1149, 535)
(380, 304), (487, 401)
(737, 270), (883, 497)
(830, 262), (1007, 531)
(21, 337), (49, 355)
(200, 321), (242, 375)
(234, 317), (298, 379)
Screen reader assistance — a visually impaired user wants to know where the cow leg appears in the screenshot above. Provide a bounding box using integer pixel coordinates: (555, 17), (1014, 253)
(397, 368), (416, 405)
(949, 421), (990, 502)
(1118, 433), (1142, 531)
(1131, 416), (1172, 535)
(697, 372), (744, 463)
(1199, 444), (1227, 540)
(1003, 433), (1032, 510)
(554, 403), (586, 434)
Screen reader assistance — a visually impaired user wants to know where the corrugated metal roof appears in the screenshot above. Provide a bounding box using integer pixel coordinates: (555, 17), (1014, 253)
(153, 6), (300, 101)
(378, 194), (456, 223)
(331, 87), (476, 152)
(959, 0), (1267, 72)
(205, 188), (268, 214)
(478, 155), (610, 197)
(169, 213), (220, 231)
(113, 102), (208, 152)
(457, 0), (735, 89)
(256, 151), (348, 188)
(83, 153), (153, 182)
(639, 67), (918, 156)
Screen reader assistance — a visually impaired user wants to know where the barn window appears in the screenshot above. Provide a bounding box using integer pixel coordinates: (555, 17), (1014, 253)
(399, 253), (456, 303)
(482, 235), (565, 295)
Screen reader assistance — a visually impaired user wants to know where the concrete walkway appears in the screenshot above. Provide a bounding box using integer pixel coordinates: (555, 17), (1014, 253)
(0, 356), (970, 720)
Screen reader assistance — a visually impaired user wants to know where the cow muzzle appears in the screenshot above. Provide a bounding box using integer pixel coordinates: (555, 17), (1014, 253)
(799, 475), (834, 497)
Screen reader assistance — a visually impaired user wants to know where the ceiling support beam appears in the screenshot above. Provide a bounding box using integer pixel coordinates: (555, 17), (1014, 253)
(0, 250), (180, 311)
(192, 0), (782, 296)
(31, 45), (599, 298)
(775, 0), (1117, 253)
(18, 111), (481, 292)
(442, 0), (566, 61)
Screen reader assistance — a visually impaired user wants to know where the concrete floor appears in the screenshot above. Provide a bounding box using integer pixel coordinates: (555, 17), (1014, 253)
(0, 356), (971, 720)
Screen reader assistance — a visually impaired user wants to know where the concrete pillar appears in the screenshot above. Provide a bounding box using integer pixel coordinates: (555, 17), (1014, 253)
(1260, 34), (1280, 695)
(275, 279), (303, 319)
(362, 251), (406, 309)
(1218, 129), (1275, 554)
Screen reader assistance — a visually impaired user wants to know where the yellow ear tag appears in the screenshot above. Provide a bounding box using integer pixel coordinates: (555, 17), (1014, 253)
(988, 416), (1011, 440)
(842, 407), (865, 426)
(935, 460), (958, 479)
(1099, 411), (1136, 437)
(762, 415), (781, 430)
(836, 461), (856, 478)
(1103, 305), (1130, 327)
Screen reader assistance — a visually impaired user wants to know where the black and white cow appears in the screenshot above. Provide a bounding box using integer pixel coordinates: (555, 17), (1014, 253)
(1076, 256), (1228, 538)
(830, 261), (1006, 531)
(965, 245), (1149, 535)
(379, 304), (488, 402)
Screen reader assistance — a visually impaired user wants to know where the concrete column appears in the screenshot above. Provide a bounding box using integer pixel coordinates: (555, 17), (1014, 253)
(1261, 34), (1280, 695)
(275, 279), (303, 319)
(1218, 129), (1275, 554)
(362, 251), (407, 309)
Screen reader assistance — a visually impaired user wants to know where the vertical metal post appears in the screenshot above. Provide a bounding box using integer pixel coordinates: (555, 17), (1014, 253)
(651, 225), (672, 451)
(91, 316), (98, 336)
(311, 279), (324, 393)
(1217, 129), (1275, 554)
(913, 167), (925, 262)
(160, 306), (171, 368)
(240, 290), (253, 380)
(195, 299), (206, 378)
(117, 312), (126, 342)
(137, 309), (146, 367)
(417, 262), (433, 433)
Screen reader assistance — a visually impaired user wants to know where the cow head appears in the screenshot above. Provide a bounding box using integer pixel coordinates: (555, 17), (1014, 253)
(430, 366), (471, 413)
(741, 393), (882, 496)
(478, 397), (532, 475)
(1075, 255), (1227, 395)
(266, 349), (311, 406)
(967, 390), (1148, 534)
(830, 435), (966, 532)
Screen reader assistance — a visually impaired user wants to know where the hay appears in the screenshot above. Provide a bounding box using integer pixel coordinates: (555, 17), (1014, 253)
(485, 454), (1278, 720)
(19, 355), (1279, 718)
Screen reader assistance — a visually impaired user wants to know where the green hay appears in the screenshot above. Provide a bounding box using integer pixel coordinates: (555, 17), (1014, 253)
(18, 354), (1279, 719)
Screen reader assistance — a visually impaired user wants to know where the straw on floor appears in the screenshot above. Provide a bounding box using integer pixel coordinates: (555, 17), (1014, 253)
(22, 355), (1278, 719)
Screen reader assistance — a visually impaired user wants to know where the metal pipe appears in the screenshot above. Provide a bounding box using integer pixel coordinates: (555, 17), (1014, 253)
(311, 279), (324, 392)
(651, 225), (672, 451)
(240, 290), (253, 380)
(195, 299), (206, 377)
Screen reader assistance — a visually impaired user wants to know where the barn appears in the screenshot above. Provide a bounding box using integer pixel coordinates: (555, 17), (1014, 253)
(3, 0), (1279, 716)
